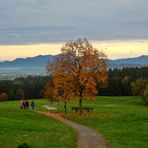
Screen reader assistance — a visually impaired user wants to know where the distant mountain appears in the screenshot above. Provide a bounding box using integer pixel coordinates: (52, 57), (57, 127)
(0, 54), (148, 74)
(0, 55), (55, 75)
(0, 55), (55, 68)
(108, 55), (148, 68)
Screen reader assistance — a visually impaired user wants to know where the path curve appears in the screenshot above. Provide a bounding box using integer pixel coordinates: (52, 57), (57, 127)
(36, 111), (108, 148)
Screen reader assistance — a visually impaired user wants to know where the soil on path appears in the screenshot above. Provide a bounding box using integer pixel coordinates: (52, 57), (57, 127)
(36, 111), (108, 148)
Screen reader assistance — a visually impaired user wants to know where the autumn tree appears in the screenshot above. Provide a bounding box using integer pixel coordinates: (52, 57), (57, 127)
(0, 93), (8, 101)
(46, 57), (75, 114)
(122, 76), (130, 96)
(46, 38), (108, 115)
(44, 81), (57, 106)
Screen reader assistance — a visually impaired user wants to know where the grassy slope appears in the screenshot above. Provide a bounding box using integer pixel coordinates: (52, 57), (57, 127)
(56, 96), (148, 148)
(0, 100), (77, 148)
(1, 97), (147, 148)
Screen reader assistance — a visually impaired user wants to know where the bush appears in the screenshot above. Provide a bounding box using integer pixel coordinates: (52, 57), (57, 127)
(143, 85), (148, 105)
(131, 78), (148, 105)
(17, 143), (30, 148)
(0, 93), (8, 101)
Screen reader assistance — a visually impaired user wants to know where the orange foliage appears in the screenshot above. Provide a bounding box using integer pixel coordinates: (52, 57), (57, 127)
(44, 82), (54, 99)
(122, 76), (129, 85)
(46, 39), (108, 114)
(0, 92), (8, 101)
(44, 81), (59, 106)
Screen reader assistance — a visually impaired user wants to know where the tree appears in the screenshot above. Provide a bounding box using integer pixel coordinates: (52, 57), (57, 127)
(44, 81), (57, 106)
(53, 75), (74, 115)
(0, 93), (8, 101)
(131, 78), (148, 96)
(16, 88), (25, 99)
(131, 78), (148, 105)
(143, 85), (148, 105)
(122, 76), (130, 96)
(46, 38), (108, 115)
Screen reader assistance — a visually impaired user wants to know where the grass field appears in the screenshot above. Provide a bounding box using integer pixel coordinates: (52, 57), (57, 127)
(0, 100), (77, 148)
(55, 96), (148, 148)
(0, 96), (148, 148)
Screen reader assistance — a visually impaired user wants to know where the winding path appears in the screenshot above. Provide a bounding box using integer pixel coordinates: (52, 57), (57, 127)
(36, 111), (108, 148)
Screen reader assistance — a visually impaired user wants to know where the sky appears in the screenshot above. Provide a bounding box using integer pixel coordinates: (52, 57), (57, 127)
(0, 0), (148, 61)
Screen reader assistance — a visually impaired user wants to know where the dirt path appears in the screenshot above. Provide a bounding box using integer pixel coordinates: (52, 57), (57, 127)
(36, 111), (108, 148)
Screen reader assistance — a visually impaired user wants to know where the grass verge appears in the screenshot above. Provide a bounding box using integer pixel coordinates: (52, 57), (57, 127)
(0, 100), (77, 148)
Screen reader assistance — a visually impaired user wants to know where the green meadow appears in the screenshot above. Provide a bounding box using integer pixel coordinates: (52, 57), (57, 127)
(0, 100), (77, 148)
(57, 96), (148, 148)
(0, 96), (148, 148)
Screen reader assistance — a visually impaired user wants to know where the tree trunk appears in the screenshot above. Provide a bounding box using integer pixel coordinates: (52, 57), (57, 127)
(64, 102), (67, 115)
(79, 97), (82, 116)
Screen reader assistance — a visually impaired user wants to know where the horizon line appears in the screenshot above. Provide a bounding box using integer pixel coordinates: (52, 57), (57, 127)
(0, 54), (147, 63)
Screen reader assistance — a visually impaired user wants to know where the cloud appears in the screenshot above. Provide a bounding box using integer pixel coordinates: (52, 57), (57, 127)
(0, 0), (148, 44)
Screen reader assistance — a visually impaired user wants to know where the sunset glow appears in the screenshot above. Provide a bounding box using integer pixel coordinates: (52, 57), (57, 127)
(0, 40), (148, 61)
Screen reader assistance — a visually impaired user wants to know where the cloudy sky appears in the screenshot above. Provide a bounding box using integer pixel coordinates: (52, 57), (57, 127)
(0, 0), (148, 60)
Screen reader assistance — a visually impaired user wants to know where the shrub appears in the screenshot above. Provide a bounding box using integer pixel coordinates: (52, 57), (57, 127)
(17, 143), (30, 148)
(143, 85), (148, 105)
(0, 93), (8, 101)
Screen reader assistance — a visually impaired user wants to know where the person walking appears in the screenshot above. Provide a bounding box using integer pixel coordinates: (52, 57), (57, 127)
(23, 100), (26, 109)
(30, 100), (35, 110)
(20, 100), (24, 109)
(25, 100), (29, 109)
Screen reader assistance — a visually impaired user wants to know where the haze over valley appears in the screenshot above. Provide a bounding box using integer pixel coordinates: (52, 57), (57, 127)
(0, 54), (148, 80)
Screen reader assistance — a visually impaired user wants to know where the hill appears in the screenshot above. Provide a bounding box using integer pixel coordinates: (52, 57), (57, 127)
(0, 55), (55, 75)
(0, 55), (55, 68)
(0, 55), (148, 74)
(108, 55), (148, 68)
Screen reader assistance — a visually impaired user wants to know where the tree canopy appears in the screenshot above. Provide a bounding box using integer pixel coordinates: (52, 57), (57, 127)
(46, 38), (108, 115)
(131, 78), (148, 105)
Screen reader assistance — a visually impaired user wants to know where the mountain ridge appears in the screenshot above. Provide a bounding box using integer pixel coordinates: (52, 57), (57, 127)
(0, 55), (55, 68)
(0, 54), (148, 74)
(108, 55), (148, 68)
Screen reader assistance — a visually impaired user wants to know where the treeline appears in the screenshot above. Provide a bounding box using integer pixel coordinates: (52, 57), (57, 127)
(0, 67), (148, 101)
(0, 76), (51, 101)
(99, 67), (148, 96)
